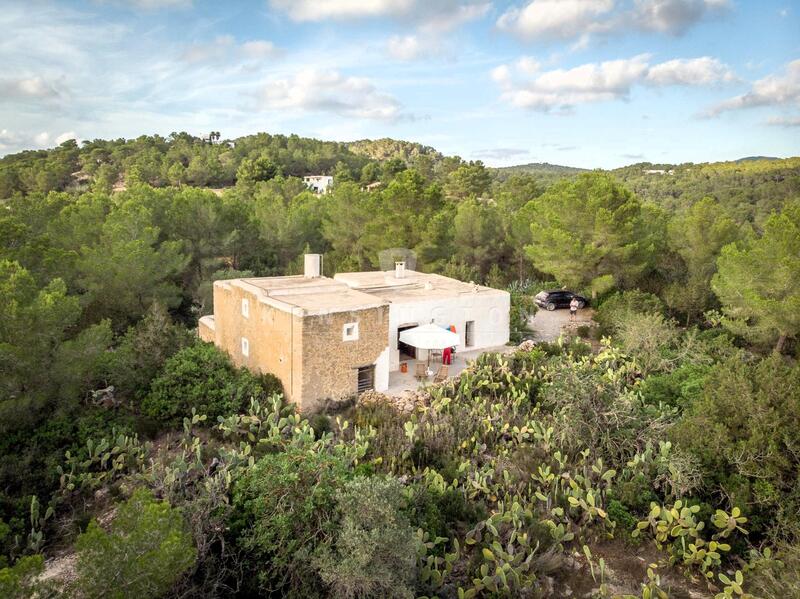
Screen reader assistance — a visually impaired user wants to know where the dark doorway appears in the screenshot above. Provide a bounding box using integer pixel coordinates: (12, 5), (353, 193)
(397, 324), (418, 361)
(465, 320), (475, 347)
(357, 365), (375, 393)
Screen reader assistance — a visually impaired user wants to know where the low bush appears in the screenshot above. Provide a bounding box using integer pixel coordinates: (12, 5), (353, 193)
(0, 555), (51, 599)
(594, 290), (665, 336)
(639, 362), (710, 410)
(230, 448), (350, 598)
(316, 476), (417, 599)
(73, 488), (196, 599)
(141, 342), (283, 425)
(747, 543), (800, 599)
(671, 353), (800, 540)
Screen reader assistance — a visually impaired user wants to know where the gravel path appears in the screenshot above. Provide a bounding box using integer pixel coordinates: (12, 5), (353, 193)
(529, 307), (594, 342)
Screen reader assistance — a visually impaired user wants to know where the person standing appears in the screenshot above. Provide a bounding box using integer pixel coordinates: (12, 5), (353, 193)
(442, 346), (452, 365)
(569, 296), (580, 321)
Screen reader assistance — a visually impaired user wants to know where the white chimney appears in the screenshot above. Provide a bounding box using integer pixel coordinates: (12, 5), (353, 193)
(395, 261), (405, 279)
(304, 254), (322, 278)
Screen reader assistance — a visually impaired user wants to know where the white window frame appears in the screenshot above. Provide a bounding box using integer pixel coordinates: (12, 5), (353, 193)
(342, 322), (359, 341)
(241, 298), (249, 319)
(241, 337), (249, 357)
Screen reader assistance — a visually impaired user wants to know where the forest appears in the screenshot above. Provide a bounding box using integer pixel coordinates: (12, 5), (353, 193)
(1, 132), (799, 598)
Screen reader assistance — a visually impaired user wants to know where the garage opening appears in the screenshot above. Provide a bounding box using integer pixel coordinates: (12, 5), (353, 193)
(357, 365), (375, 393)
(397, 324), (418, 361)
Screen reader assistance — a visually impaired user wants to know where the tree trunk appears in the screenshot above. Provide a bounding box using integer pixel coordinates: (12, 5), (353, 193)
(775, 333), (787, 354)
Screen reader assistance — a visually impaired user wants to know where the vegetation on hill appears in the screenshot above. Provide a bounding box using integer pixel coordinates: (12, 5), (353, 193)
(0, 131), (798, 597)
(493, 161), (587, 181)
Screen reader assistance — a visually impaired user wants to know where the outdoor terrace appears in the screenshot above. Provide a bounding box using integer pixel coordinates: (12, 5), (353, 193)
(385, 345), (512, 396)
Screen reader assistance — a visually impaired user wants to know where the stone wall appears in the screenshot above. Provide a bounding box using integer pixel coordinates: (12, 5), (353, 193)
(297, 305), (390, 412)
(210, 281), (302, 403)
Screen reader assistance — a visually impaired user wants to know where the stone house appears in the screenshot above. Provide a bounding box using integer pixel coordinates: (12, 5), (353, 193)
(199, 255), (509, 412)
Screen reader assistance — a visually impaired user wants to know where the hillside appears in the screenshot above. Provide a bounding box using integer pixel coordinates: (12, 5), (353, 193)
(493, 161), (587, 180)
(611, 156), (800, 224)
(1, 127), (799, 597)
(346, 137), (443, 162)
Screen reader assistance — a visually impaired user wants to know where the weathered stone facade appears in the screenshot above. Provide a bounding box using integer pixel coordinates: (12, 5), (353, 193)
(202, 277), (388, 412)
(298, 306), (389, 412)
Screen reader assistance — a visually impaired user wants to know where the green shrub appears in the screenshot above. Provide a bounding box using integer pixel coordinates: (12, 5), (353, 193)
(316, 476), (417, 599)
(309, 413), (332, 437)
(615, 473), (659, 515)
(671, 353), (800, 540)
(73, 488), (196, 599)
(747, 543), (800, 599)
(595, 290), (665, 336)
(607, 499), (637, 532)
(639, 363), (710, 410)
(576, 324), (591, 338)
(0, 555), (50, 599)
(103, 302), (193, 401)
(230, 448), (350, 598)
(141, 342), (282, 424)
(535, 337), (592, 358)
(408, 483), (485, 540)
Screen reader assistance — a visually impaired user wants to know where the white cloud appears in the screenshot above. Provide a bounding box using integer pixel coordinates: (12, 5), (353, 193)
(118, 0), (192, 9)
(255, 69), (404, 120)
(766, 114), (800, 127)
(490, 64), (512, 83)
(646, 57), (736, 85)
(386, 35), (439, 60)
(181, 36), (281, 64)
(0, 76), (62, 100)
(633, 0), (730, 35)
(472, 147), (530, 160)
(421, 2), (491, 33)
(377, 2), (490, 60)
(515, 56), (542, 76)
(241, 40), (281, 60)
(494, 54), (737, 112)
(268, 0), (413, 21)
(270, 0), (490, 61)
(268, 0), (489, 26)
(496, 0), (728, 44)
(497, 0), (614, 41)
(387, 35), (431, 60)
(34, 132), (51, 146)
(706, 59), (800, 116)
(55, 131), (78, 145)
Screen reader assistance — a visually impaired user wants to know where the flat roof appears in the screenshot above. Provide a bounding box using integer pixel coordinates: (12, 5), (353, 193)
(334, 270), (508, 304)
(216, 276), (388, 316)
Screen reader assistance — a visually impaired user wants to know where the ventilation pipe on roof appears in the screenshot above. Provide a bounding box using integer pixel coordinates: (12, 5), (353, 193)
(395, 261), (405, 279)
(304, 254), (322, 278)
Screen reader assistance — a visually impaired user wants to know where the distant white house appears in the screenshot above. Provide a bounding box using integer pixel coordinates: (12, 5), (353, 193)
(303, 175), (334, 194)
(643, 169), (675, 175)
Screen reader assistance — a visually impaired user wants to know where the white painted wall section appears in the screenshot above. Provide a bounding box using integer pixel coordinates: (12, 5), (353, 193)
(387, 291), (509, 371)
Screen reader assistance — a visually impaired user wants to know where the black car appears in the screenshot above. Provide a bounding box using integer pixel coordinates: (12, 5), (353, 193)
(534, 290), (588, 311)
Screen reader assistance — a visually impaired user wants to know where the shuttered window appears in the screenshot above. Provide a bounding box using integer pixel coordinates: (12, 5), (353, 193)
(357, 365), (375, 393)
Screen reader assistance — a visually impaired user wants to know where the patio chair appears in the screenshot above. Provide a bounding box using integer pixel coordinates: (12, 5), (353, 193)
(414, 362), (427, 380)
(433, 364), (449, 383)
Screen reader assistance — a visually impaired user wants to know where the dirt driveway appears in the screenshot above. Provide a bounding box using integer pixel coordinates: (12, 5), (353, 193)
(529, 307), (594, 342)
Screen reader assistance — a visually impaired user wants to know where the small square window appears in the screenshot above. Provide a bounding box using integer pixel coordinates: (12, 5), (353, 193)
(343, 322), (359, 341)
(241, 298), (249, 318)
(241, 337), (249, 357)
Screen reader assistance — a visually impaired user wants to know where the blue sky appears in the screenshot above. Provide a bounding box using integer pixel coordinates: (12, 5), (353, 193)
(1, 0), (798, 168)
